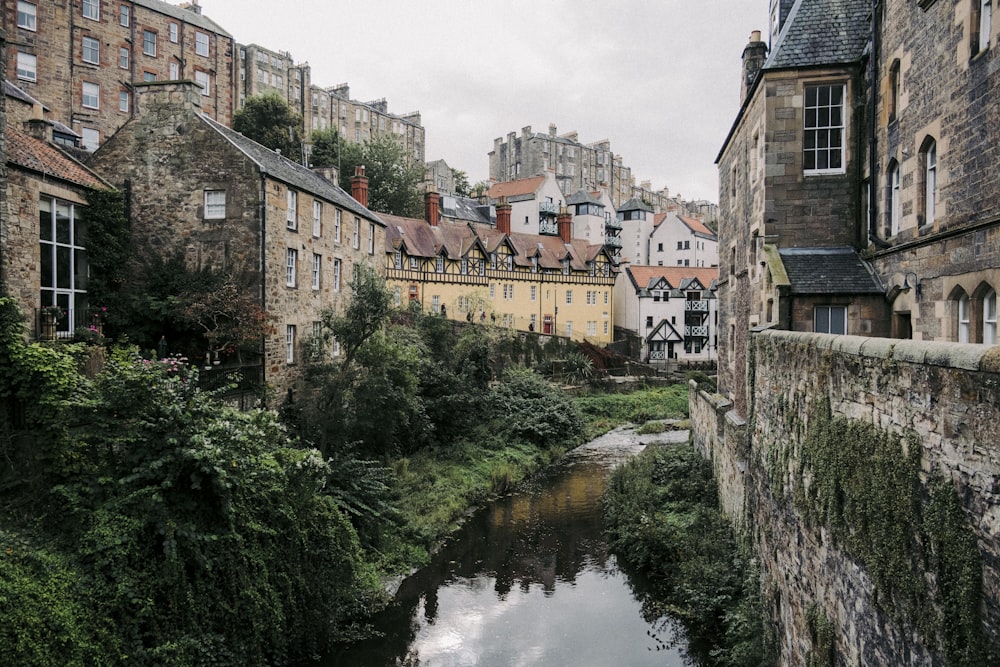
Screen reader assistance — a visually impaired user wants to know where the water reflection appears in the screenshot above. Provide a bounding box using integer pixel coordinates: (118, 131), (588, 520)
(325, 427), (689, 666)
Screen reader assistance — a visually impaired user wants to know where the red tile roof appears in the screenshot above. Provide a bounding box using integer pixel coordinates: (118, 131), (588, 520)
(626, 265), (718, 290)
(5, 127), (107, 190)
(679, 215), (715, 238)
(487, 175), (546, 199)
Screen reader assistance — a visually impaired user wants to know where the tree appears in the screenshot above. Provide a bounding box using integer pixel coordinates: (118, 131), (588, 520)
(180, 277), (275, 363)
(309, 127), (340, 169)
(452, 168), (471, 197)
(233, 92), (303, 163)
(337, 134), (424, 217)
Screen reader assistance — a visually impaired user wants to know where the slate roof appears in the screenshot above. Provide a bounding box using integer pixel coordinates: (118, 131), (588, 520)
(440, 194), (493, 226)
(566, 189), (603, 207)
(200, 115), (382, 225)
(764, 0), (870, 70)
(6, 127), (108, 190)
(135, 0), (231, 36)
(626, 266), (719, 294)
(618, 198), (653, 212)
(778, 247), (884, 295)
(4, 80), (48, 109)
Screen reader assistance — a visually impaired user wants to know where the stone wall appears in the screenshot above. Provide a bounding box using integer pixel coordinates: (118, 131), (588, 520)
(691, 329), (1000, 664)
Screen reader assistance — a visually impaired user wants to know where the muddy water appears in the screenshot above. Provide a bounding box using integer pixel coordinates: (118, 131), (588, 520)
(325, 425), (690, 666)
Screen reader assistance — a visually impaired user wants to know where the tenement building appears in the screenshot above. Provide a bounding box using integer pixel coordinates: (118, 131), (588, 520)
(2, 0), (235, 150)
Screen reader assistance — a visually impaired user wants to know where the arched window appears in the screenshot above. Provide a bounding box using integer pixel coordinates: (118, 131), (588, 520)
(985, 289), (997, 345)
(887, 160), (901, 236)
(958, 293), (971, 343)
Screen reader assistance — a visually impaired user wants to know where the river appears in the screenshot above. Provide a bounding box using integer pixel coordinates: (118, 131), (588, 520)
(325, 425), (691, 667)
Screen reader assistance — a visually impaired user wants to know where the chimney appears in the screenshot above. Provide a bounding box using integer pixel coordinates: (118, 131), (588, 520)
(134, 80), (203, 117)
(350, 165), (369, 208)
(548, 123), (557, 136)
(425, 190), (441, 226)
(557, 207), (572, 243)
(741, 31), (768, 103)
(24, 118), (50, 142)
(312, 166), (339, 184)
(496, 197), (512, 234)
(180, 0), (201, 13)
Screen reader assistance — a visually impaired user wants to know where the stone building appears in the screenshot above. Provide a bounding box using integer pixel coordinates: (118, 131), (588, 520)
(87, 81), (385, 397)
(2, 0), (234, 151)
(383, 191), (616, 344)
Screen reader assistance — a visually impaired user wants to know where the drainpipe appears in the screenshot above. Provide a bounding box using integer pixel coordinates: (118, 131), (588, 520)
(868, 0), (890, 249)
(259, 170), (268, 394)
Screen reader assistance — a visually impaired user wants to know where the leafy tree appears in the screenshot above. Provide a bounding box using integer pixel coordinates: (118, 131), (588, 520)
(309, 127), (341, 169)
(233, 92), (303, 163)
(337, 134), (423, 217)
(471, 180), (492, 198)
(451, 168), (471, 197)
(180, 277), (274, 363)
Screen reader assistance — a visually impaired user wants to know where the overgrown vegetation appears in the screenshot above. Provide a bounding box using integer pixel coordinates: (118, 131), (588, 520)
(603, 443), (773, 665)
(789, 399), (996, 666)
(575, 384), (689, 440)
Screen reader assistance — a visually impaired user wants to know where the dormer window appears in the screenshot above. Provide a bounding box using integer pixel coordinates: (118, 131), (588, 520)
(562, 258), (570, 275)
(436, 256), (445, 273)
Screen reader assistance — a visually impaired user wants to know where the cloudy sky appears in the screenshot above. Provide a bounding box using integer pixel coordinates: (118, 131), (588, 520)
(202, 0), (768, 203)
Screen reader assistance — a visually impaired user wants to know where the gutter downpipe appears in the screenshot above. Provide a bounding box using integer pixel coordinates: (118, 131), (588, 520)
(868, 0), (890, 249)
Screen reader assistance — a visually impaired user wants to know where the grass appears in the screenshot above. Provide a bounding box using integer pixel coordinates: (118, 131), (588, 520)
(575, 384), (690, 440)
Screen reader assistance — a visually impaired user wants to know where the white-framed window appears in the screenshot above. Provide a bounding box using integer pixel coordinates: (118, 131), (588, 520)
(394, 250), (403, 269)
(409, 256), (419, 270)
(604, 321), (609, 334)
(169, 62), (179, 80)
(169, 22), (178, 43)
(352, 217), (360, 249)
(924, 139), (937, 225)
(286, 249), (297, 287)
(562, 258), (570, 275)
(888, 161), (901, 236)
(286, 190), (298, 229)
(82, 82), (100, 109)
(332, 336), (341, 357)
(803, 84), (845, 174)
(16, 51), (37, 82)
(530, 314), (537, 330)
(119, 4), (129, 27)
(286, 325), (296, 364)
(334, 209), (342, 243)
(814, 305), (847, 334)
(958, 294), (971, 343)
(431, 295), (440, 312)
(82, 0), (99, 21)
(566, 290), (573, 304)
(118, 90), (129, 112)
(368, 222), (376, 254)
(143, 30), (157, 57)
(984, 289), (997, 345)
(39, 197), (88, 336)
(81, 128), (99, 151)
(587, 321), (597, 336)
(333, 258), (342, 292)
(975, 0), (993, 54)
(531, 285), (537, 301)
(17, 1), (37, 30)
(312, 253), (322, 290)
(312, 201), (322, 237)
(119, 47), (129, 69)
(204, 190), (226, 219)
(194, 70), (210, 95)
(143, 71), (156, 82)
(195, 32), (210, 57)
(436, 256), (444, 273)
(566, 321), (573, 337)
(82, 36), (100, 64)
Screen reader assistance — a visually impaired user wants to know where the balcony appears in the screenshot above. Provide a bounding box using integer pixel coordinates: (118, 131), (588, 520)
(539, 219), (558, 235)
(604, 235), (622, 248)
(685, 300), (709, 313)
(685, 325), (709, 338)
(538, 201), (559, 215)
(604, 218), (622, 231)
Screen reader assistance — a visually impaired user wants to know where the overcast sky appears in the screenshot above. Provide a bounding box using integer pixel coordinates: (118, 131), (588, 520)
(202, 1), (768, 203)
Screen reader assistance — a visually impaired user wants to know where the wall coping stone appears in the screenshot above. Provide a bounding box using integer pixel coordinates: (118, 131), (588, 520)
(725, 410), (747, 427)
(858, 337), (897, 359)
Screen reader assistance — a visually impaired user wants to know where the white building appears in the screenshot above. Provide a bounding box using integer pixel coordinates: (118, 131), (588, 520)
(647, 212), (718, 268)
(487, 172), (566, 236)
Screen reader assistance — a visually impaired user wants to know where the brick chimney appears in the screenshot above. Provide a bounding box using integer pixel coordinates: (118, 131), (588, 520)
(741, 31), (768, 104)
(496, 197), (512, 234)
(425, 190), (441, 226)
(350, 165), (369, 208)
(557, 207), (572, 243)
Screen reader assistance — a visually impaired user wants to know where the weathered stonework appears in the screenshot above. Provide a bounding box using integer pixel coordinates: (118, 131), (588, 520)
(691, 330), (1000, 664)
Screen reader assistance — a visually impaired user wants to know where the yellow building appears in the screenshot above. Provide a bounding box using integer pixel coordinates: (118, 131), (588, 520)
(382, 193), (616, 344)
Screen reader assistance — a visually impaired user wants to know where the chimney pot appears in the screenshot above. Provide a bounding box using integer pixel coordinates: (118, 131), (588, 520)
(496, 197), (512, 234)
(350, 165), (370, 208)
(425, 190), (441, 226)
(557, 207), (573, 243)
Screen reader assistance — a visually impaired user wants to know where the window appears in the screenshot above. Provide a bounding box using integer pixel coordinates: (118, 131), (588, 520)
(562, 258), (570, 275)
(604, 291), (609, 304)
(646, 316), (654, 328)
(803, 84), (845, 174)
(312, 254), (321, 290)
(286, 325), (296, 364)
(530, 285), (537, 301)
(204, 190), (226, 219)
(657, 243), (663, 252)
(985, 289), (997, 345)
(409, 256), (419, 270)
(169, 23), (178, 43)
(119, 47), (129, 69)
(814, 305), (847, 334)
(888, 160), (901, 236)
(143, 30), (157, 57)
(565, 321), (573, 337)
(286, 190), (298, 229)
(394, 250), (403, 269)
(566, 290), (573, 304)
(368, 222), (375, 254)
(39, 197), (88, 336)
(143, 71), (156, 82)
(974, 0), (993, 55)
(922, 139), (937, 225)
(118, 90), (129, 112)
(436, 256), (445, 273)
(286, 249), (297, 287)
(170, 62), (179, 80)
(334, 209), (342, 243)
(313, 201), (322, 237)
(352, 217), (360, 249)
(16, 51), (36, 82)
(195, 32), (210, 57)
(888, 60), (900, 122)
(81, 128), (99, 151)
(82, 0), (99, 21)
(18, 1), (37, 30)
(194, 70), (210, 95)
(431, 295), (440, 312)
(604, 321), (609, 335)
(119, 4), (129, 27)
(333, 258), (342, 292)
(82, 82), (100, 109)
(958, 294), (971, 343)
